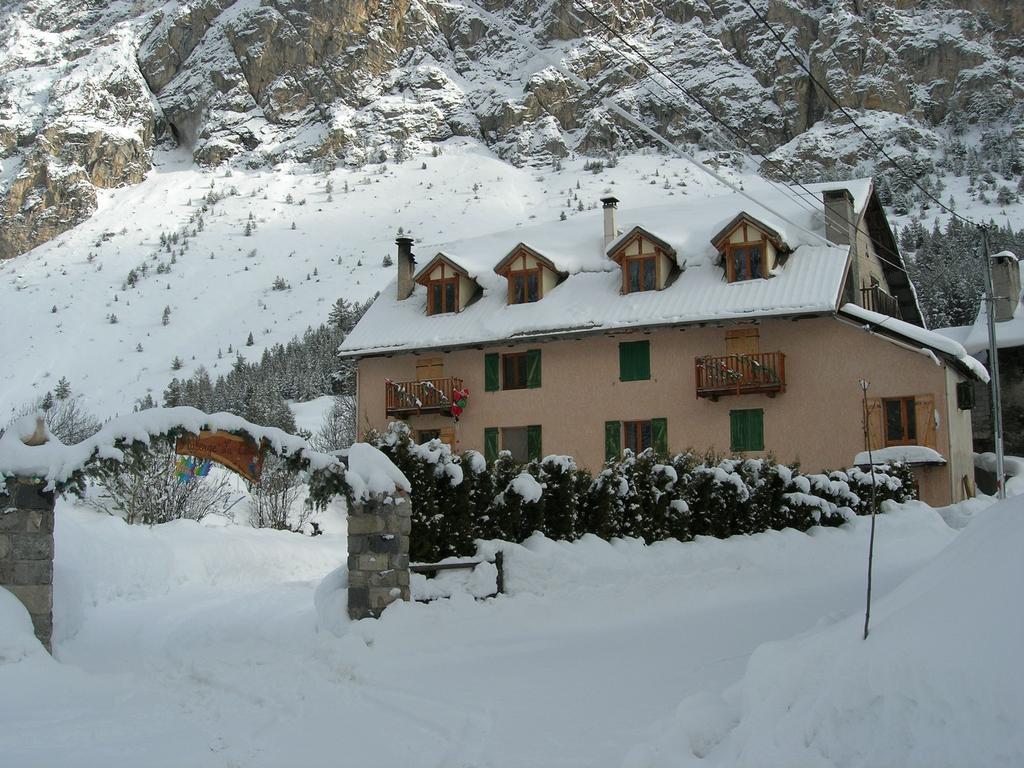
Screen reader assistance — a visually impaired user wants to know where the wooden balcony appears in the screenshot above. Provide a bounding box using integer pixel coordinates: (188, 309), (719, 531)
(861, 285), (901, 319)
(695, 352), (786, 400)
(385, 377), (463, 417)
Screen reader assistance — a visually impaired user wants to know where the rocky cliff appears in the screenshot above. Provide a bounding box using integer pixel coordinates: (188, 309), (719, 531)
(1, 0), (1021, 258)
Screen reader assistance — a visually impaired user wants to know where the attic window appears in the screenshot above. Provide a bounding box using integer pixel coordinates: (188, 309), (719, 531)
(727, 242), (766, 282)
(508, 268), (540, 304)
(427, 277), (458, 315)
(626, 255), (657, 293)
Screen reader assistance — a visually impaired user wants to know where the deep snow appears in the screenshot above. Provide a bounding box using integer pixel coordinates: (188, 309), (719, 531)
(2, 494), (1004, 768)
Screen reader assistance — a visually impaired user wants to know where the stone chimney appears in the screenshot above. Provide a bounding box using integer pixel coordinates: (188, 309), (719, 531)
(601, 196), (619, 249)
(991, 251), (1021, 322)
(823, 189), (855, 246)
(395, 236), (415, 301)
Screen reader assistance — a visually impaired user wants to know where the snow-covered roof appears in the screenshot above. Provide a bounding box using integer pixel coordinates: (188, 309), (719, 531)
(934, 259), (1024, 356)
(341, 179), (876, 356)
(839, 304), (989, 382)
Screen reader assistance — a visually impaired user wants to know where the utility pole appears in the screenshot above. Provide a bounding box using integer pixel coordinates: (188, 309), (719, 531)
(859, 379), (879, 641)
(982, 226), (1006, 500)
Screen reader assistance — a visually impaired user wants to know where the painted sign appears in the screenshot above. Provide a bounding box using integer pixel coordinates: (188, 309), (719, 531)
(175, 431), (265, 483)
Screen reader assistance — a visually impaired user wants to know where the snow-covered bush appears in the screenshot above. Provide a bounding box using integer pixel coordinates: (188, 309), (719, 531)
(368, 423), (919, 558)
(246, 454), (307, 531)
(85, 438), (232, 525)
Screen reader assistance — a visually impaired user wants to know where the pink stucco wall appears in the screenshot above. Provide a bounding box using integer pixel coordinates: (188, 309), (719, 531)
(355, 315), (975, 506)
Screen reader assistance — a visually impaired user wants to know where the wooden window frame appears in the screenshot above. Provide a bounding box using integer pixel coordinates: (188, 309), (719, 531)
(723, 225), (769, 283)
(427, 276), (459, 315)
(882, 396), (917, 446)
(508, 267), (542, 304)
(502, 352), (528, 390)
(623, 420), (653, 454)
(624, 255), (658, 293)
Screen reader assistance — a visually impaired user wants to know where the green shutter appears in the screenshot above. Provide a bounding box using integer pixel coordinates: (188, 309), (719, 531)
(730, 409), (764, 452)
(605, 421), (621, 462)
(619, 340), (651, 381)
(526, 349), (542, 389)
(652, 418), (668, 456)
(485, 353), (500, 392)
(484, 427), (499, 463)
(750, 409), (764, 451)
(527, 424), (542, 461)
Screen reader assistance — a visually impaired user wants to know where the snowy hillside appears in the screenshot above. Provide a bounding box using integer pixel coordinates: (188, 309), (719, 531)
(5, 495), (1012, 767)
(0, 141), (738, 423)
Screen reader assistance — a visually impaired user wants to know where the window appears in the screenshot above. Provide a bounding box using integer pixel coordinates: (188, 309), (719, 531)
(726, 243), (765, 282)
(509, 269), (540, 304)
(427, 277), (458, 315)
(625, 256), (657, 293)
(503, 353), (528, 390)
(883, 397), (917, 445)
(730, 409), (764, 452)
(865, 395), (935, 451)
(417, 429), (440, 443)
(485, 425), (541, 463)
(605, 418), (667, 460)
(624, 421), (652, 453)
(619, 340), (651, 381)
(486, 350), (541, 391)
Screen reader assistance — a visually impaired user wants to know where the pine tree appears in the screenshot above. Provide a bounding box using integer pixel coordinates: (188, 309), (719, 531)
(54, 377), (72, 400)
(162, 305), (171, 326)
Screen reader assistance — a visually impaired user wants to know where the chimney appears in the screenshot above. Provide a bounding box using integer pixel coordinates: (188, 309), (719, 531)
(991, 251), (1021, 322)
(395, 236), (415, 301)
(601, 196), (619, 249)
(823, 189), (855, 246)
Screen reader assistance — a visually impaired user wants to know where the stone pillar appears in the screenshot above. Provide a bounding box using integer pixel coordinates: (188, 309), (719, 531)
(347, 490), (411, 620)
(0, 478), (55, 652)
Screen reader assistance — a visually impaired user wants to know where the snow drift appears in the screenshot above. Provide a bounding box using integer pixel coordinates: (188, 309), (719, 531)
(627, 496), (1024, 768)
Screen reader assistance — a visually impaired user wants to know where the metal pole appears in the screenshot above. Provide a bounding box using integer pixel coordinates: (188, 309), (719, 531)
(860, 379), (879, 641)
(982, 226), (1006, 500)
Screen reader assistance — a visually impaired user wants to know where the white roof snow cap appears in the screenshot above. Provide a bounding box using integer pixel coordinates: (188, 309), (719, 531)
(341, 179), (874, 357)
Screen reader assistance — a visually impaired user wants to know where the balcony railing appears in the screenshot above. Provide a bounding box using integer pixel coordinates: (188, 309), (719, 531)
(861, 285), (901, 319)
(385, 377), (463, 417)
(695, 352), (786, 399)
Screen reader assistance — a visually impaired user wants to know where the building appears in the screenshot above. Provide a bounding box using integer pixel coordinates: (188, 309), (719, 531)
(936, 253), (1023, 461)
(340, 179), (987, 505)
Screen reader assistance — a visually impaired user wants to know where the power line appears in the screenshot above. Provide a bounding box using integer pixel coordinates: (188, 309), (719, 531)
(737, 0), (979, 229)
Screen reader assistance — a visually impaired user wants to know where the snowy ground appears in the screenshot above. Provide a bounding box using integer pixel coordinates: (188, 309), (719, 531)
(0, 141), (735, 424)
(5, 494), (1018, 768)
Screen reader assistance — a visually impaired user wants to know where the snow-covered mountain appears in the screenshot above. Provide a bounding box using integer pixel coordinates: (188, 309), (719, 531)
(2, 0), (1023, 424)
(2, 0), (1022, 258)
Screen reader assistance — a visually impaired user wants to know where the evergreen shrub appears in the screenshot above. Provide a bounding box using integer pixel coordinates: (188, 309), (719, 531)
(369, 423), (919, 560)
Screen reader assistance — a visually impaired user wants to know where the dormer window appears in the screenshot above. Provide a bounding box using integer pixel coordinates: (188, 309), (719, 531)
(494, 244), (566, 306)
(727, 241), (765, 281)
(607, 227), (677, 294)
(626, 254), (657, 292)
(509, 269), (540, 304)
(710, 213), (788, 284)
(428, 276), (458, 315)
(414, 253), (478, 316)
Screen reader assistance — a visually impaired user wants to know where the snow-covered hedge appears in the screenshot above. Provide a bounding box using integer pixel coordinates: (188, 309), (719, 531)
(370, 423), (917, 561)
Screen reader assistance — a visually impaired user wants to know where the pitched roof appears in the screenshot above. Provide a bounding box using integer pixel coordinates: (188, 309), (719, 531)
(493, 243), (567, 277)
(341, 179), (875, 357)
(413, 252), (474, 285)
(709, 212), (788, 251)
(606, 226), (677, 263)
